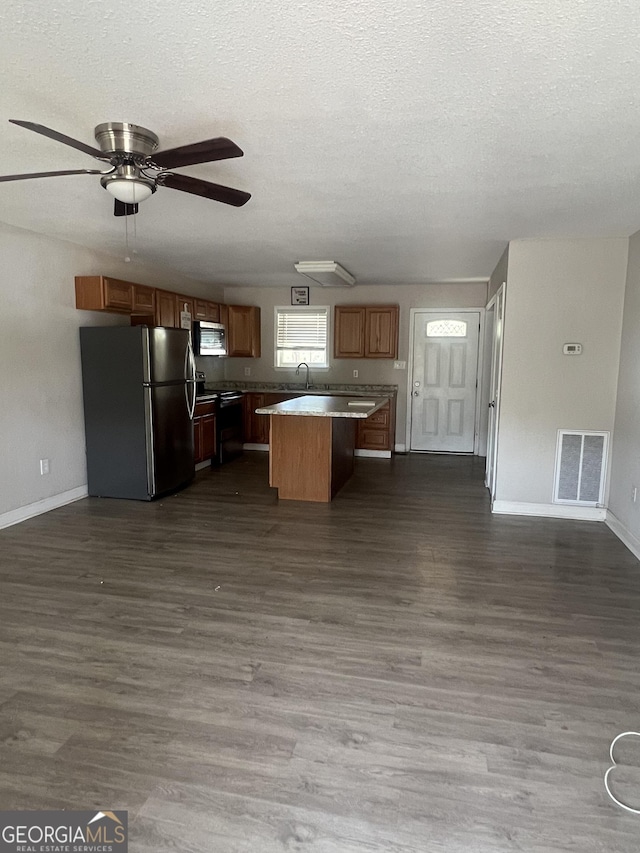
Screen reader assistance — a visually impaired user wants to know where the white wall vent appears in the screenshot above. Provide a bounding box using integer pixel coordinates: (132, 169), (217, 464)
(553, 430), (609, 506)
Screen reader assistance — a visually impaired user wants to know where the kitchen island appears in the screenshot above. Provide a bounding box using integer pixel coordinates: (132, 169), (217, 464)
(255, 395), (389, 502)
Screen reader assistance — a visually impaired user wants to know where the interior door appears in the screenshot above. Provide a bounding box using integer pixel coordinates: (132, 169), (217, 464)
(485, 285), (505, 498)
(410, 312), (480, 453)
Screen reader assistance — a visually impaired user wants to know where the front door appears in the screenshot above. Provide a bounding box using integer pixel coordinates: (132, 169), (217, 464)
(410, 312), (480, 453)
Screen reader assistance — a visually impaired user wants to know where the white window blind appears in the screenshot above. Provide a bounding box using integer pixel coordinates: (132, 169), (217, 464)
(275, 307), (329, 368)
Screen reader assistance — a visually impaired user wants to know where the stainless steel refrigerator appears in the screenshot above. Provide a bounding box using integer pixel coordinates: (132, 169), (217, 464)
(80, 326), (197, 500)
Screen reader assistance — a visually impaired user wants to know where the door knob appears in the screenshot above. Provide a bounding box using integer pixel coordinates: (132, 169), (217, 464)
(413, 390), (420, 397)
(488, 401), (495, 408)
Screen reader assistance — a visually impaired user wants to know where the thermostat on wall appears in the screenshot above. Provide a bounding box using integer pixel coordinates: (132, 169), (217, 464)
(563, 343), (582, 355)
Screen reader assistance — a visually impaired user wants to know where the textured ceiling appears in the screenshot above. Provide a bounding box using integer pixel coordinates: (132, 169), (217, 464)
(1, 0), (640, 287)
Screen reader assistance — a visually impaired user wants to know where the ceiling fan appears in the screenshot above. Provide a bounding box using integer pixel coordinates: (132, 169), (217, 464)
(0, 120), (251, 216)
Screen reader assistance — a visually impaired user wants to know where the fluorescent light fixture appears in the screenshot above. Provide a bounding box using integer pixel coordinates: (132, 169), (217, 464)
(294, 261), (355, 287)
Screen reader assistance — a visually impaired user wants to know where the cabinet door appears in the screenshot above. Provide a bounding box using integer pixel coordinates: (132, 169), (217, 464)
(132, 284), (155, 314)
(201, 413), (216, 460)
(356, 426), (391, 451)
(243, 393), (269, 443)
(365, 306), (399, 358)
(227, 305), (261, 357)
(155, 290), (177, 327)
(334, 307), (365, 358)
(355, 401), (394, 451)
(103, 278), (134, 311)
(193, 418), (203, 463)
(206, 302), (220, 322)
(193, 299), (209, 320)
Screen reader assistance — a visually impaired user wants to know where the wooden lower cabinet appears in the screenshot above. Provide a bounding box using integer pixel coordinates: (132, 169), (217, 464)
(194, 402), (216, 464)
(243, 393), (302, 444)
(243, 393), (395, 452)
(355, 400), (395, 452)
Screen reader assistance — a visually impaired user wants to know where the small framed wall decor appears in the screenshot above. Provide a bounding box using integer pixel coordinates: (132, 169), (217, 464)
(291, 286), (310, 305)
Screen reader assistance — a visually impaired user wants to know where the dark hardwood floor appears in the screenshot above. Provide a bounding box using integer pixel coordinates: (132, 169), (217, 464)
(1, 453), (640, 851)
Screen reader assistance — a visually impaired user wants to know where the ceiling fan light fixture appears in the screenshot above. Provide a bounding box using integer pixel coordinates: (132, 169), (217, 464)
(103, 177), (154, 204)
(294, 261), (356, 287)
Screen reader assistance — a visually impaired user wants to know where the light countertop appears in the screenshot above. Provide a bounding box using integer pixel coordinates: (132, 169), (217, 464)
(255, 395), (389, 419)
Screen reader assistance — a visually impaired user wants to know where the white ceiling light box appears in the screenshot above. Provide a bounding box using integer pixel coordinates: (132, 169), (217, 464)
(294, 261), (356, 287)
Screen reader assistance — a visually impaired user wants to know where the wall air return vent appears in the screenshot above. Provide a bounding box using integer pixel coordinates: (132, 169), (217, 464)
(553, 430), (609, 506)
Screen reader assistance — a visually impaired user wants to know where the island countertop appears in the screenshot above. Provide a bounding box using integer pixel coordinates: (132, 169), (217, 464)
(255, 395), (389, 419)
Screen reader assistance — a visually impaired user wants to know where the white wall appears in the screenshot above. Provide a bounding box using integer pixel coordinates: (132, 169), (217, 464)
(608, 229), (640, 550)
(495, 238), (628, 508)
(488, 246), (508, 302)
(0, 220), (222, 525)
(223, 282), (488, 443)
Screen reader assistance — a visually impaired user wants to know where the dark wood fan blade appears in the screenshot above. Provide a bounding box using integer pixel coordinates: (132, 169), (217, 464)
(161, 172), (251, 207)
(9, 120), (108, 160)
(0, 168), (104, 183)
(153, 137), (243, 169)
(114, 200), (139, 216)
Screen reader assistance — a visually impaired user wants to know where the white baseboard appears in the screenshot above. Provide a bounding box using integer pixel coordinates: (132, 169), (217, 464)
(492, 500), (606, 521)
(243, 443), (269, 452)
(606, 510), (640, 562)
(395, 443), (407, 453)
(0, 486), (88, 530)
(195, 460), (213, 471)
(355, 449), (392, 459)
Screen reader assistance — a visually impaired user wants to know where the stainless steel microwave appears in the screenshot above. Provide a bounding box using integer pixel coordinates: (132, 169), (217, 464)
(193, 321), (227, 356)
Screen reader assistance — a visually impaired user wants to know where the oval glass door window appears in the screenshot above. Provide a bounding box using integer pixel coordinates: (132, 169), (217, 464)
(426, 319), (467, 337)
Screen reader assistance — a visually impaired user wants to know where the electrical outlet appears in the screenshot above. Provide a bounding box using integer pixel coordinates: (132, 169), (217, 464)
(40, 458), (50, 476)
(353, 369), (358, 378)
(393, 361), (407, 370)
(244, 367), (251, 377)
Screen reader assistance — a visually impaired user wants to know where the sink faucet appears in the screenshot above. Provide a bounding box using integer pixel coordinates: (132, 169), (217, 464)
(296, 362), (312, 389)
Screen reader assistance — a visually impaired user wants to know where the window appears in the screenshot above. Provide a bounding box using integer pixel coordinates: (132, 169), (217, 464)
(426, 319), (468, 337)
(275, 306), (329, 368)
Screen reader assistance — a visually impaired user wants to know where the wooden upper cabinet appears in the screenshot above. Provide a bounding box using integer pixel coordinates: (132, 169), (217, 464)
(155, 290), (177, 327)
(75, 276), (133, 313)
(194, 299), (221, 322)
(132, 283), (155, 314)
(334, 304), (399, 359)
(365, 305), (399, 358)
(193, 299), (208, 320)
(334, 306), (365, 358)
(227, 305), (261, 358)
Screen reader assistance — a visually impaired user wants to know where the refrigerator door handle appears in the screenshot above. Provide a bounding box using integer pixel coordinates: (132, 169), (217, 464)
(185, 340), (197, 420)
